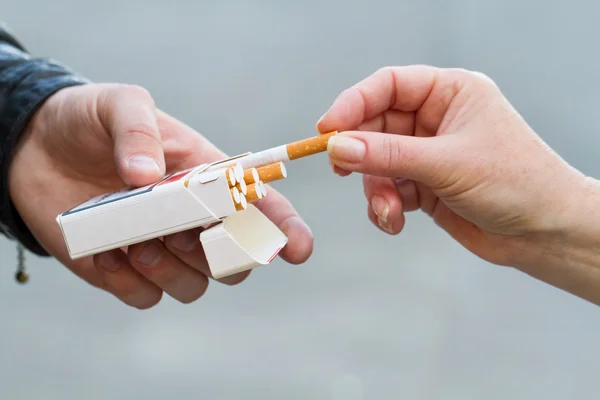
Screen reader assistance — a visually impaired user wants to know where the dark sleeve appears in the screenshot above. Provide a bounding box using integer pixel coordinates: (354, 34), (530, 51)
(0, 23), (89, 256)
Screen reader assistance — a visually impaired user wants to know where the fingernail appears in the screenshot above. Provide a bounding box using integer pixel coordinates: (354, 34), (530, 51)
(127, 154), (161, 174)
(371, 195), (389, 222)
(171, 231), (198, 252)
(327, 136), (366, 163)
(329, 158), (339, 174)
(377, 217), (393, 234)
(97, 252), (119, 271)
(333, 165), (346, 176)
(316, 113), (326, 126)
(137, 242), (162, 266)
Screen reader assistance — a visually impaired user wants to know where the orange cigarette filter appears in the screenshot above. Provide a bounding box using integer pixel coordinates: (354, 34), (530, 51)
(226, 168), (236, 187)
(230, 186), (241, 204)
(256, 162), (287, 183)
(207, 162), (240, 187)
(233, 163), (244, 183)
(235, 193), (248, 211)
(259, 181), (267, 197)
(285, 131), (337, 160)
(236, 178), (247, 195)
(245, 182), (264, 202)
(243, 167), (259, 184)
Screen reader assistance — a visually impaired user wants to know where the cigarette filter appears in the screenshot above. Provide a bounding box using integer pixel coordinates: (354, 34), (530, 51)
(259, 181), (268, 197)
(244, 167), (259, 184)
(233, 163), (244, 183)
(235, 193), (248, 211)
(227, 168), (236, 187)
(237, 178), (247, 195)
(230, 186), (241, 204)
(256, 162), (287, 183)
(246, 183), (264, 202)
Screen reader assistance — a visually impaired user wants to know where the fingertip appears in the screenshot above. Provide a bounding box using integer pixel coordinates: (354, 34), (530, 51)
(364, 176), (404, 234)
(316, 104), (342, 131)
(316, 118), (334, 136)
(217, 270), (252, 286)
(367, 203), (405, 235)
(394, 178), (420, 211)
(315, 113), (326, 133)
(334, 165), (352, 176)
(279, 216), (314, 264)
(391, 213), (406, 234)
(329, 157), (352, 177)
(94, 249), (123, 272)
(93, 248), (163, 309)
(119, 154), (165, 187)
(133, 290), (163, 310)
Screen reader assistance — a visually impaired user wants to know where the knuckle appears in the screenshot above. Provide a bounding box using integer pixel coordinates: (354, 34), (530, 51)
(116, 83), (154, 102)
(471, 71), (497, 90)
(448, 68), (497, 90)
(123, 121), (160, 140)
(375, 65), (393, 76)
(128, 241), (163, 267)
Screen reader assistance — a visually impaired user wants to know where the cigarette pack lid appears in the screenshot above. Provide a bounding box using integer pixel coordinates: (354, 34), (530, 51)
(199, 203), (288, 279)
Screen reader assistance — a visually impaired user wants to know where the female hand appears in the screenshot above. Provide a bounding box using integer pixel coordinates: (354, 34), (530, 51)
(8, 83), (313, 309)
(317, 65), (600, 305)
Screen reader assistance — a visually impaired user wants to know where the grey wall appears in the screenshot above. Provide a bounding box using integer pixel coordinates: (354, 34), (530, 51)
(2, 1), (600, 399)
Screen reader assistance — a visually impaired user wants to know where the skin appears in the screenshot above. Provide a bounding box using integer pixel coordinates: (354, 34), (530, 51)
(8, 83), (314, 309)
(317, 65), (600, 306)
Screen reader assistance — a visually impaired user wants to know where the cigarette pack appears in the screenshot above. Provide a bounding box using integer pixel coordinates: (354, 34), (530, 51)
(55, 156), (287, 279)
(56, 131), (337, 279)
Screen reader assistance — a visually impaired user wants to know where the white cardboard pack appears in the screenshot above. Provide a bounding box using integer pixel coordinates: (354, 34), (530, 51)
(56, 159), (288, 279)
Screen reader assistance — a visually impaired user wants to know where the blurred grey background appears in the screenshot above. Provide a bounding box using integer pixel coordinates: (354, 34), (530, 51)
(2, 1), (600, 399)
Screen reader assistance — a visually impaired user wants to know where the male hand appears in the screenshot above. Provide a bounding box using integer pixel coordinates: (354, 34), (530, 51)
(317, 65), (591, 270)
(9, 83), (313, 308)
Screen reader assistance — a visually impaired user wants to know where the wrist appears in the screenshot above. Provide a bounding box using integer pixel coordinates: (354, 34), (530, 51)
(512, 176), (600, 304)
(0, 49), (88, 255)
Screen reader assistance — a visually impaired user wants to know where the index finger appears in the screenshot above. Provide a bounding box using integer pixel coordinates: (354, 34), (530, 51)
(316, 65), (440, 133)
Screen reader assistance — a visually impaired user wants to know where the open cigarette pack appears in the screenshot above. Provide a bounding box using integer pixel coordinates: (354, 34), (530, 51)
(56, 132), (335, 279)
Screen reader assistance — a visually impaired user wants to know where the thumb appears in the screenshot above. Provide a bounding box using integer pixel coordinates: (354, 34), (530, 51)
(327, 131), (451, 186)
(98, 85), (166, 187)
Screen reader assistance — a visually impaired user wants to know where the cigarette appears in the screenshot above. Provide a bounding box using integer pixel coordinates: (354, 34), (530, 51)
(256, 162), (287, 183)
(259, 181), (267, 197)
(245, 183), (264, 202)
(236, 178), (247, 195)
(237, 131), (337, 169)
(230, 186), (241, 204)
(210, 162), (242, 186)
(227, 168), (236, 187)
(235, 193), (248, 211)
(233, 163), (244, 183)
(243, 167), (260, 185)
